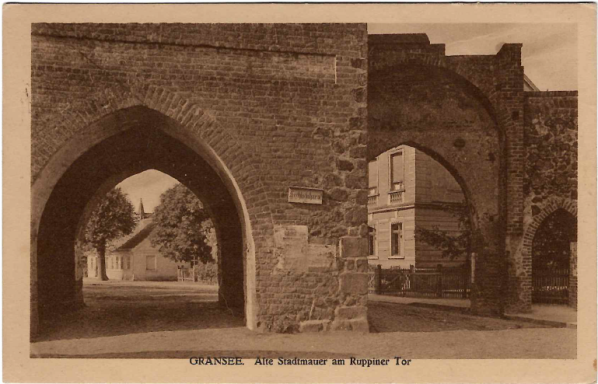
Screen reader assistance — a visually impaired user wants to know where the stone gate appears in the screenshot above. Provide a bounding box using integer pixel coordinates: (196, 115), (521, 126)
(30, 24), (577, 336)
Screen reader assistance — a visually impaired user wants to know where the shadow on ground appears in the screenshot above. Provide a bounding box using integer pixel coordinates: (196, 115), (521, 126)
(367, 302), (545, 333)
(35, 282), (244, 342)
(36, 281), (552, 345)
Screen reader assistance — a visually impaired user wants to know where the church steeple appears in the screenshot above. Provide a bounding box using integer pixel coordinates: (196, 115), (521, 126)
(138, 198), (145, 220)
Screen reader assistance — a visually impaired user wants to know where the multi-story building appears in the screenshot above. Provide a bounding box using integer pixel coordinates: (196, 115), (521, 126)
(367, 144), (467, 268)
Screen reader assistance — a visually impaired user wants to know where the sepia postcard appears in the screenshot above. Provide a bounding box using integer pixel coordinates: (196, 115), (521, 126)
(3, 3), (596, 383)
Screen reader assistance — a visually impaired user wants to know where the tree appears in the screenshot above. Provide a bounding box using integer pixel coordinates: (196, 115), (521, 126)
(151, 183), (214, 265)
(414, 203), (472, 261)
(84, 187), (137, 280)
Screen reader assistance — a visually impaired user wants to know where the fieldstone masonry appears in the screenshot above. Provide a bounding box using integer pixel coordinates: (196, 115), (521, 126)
(508, 92), (578, 312)
(31, 25), (577, 336)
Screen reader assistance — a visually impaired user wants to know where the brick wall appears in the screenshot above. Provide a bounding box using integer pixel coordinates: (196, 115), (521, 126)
(506, 91), (578, 312)
(31, 23), (369, 333)
(368, 35), (504, 315)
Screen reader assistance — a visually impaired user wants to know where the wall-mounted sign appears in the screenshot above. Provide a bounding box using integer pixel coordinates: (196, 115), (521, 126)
(288, 187), (323, 205)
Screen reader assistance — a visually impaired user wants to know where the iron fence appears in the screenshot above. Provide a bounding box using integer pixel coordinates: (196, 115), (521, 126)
(532, 268), (569, 304)
(368, 264), (470, 299)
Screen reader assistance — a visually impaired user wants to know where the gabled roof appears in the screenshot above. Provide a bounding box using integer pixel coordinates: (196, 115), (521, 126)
(109, 218), (155, 252)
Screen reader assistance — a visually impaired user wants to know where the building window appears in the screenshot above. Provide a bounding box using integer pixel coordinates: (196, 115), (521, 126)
(368, 160), (379, 205)
(146, 255), (157, 271)
(368, 226), (376, 257)
(124, 256), (130, 270)
(368, 159), (379, 191)
(390, 222), (403, 258)
(390, 152), (404, 191)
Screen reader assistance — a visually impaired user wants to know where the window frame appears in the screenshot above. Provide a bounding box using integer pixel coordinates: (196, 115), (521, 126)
(367, 225), (378, 259)
(389, 149), (405, 192)
(368, 157), (380, 196)
(389, 221), (405, 259)
(146, 255), (157, 271)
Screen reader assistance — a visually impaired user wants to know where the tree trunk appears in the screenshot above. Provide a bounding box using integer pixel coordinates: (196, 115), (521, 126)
(98, 241), (109, 281)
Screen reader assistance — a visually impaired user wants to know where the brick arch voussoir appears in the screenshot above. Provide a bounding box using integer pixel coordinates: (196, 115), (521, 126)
(32, 88), (143, 183)
(36, 84), (275, 241)
(135, 86), (276, 239)
(522, 197), (578, 251)
(372, 58), (500, 128)
(377, 54), (492, 100)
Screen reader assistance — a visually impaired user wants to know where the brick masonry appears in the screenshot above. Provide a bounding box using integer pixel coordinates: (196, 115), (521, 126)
(31, 23), (370, 335)
(30, 25), (577, 335)
(367, 35), (578, 315)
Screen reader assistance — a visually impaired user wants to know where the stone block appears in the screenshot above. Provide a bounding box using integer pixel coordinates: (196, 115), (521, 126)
(355, 190), (369, 205)
(329, 188), (349, 202)
(355, 258), (369, 272)
(344, 206), (368, 226)
(339, 273), (369, 295)
(340, 237), (368, 258)
(337, 159), (355, 171)
(329, 319), (352, 331)
(330, 318), (369, 333)
(299, 320), (331, 333)
(345, 173), (367, 189)
(335, 305), (367, 320)
(349, 318), (370, 333)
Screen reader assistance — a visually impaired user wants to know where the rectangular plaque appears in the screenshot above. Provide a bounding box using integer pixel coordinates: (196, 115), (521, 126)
(288, 187), (323, 205)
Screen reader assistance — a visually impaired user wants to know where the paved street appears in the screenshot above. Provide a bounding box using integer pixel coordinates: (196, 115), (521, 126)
(31, 280), (576, 359)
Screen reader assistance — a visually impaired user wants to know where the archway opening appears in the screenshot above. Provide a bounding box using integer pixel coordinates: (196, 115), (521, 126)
(366, 143), (473, 318)
(531, 209), (577, 305)
(32, 107), (252, 338)
(368, 62), (503, 316)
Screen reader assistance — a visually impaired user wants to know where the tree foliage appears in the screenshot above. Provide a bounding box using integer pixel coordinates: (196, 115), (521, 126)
(414, 204), (471, 260)
(84, 187), (137, 280)
(151, 183), (214, 264)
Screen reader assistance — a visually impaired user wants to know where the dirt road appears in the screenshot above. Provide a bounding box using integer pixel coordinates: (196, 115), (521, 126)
(31, 280), (576, 359)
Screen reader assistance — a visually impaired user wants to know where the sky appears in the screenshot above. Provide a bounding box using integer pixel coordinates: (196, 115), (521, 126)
(117, 24), (577, 209)
(368, 23), (577, 91)
(116, 170), (180, 213)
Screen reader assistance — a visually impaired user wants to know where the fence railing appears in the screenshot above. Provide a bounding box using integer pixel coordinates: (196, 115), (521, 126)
(532, 268), (569, 304)
(177, 266), (195, 282)
(368, 264), (470, 299)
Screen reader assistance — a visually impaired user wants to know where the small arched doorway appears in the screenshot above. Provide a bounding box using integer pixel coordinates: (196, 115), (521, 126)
(531, 209), (577, 305)
(32, 106), (257, 336)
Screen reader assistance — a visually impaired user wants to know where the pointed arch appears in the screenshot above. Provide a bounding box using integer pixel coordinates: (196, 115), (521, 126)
(31, 89), (275, 335)
(522, 197), (578, 254)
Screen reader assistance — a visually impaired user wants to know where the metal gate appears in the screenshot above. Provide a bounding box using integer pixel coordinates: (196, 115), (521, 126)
(532, 268), (569, 304)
